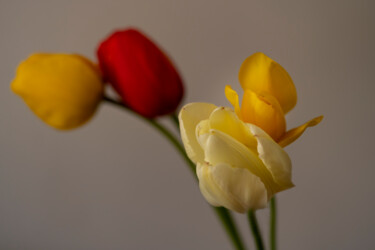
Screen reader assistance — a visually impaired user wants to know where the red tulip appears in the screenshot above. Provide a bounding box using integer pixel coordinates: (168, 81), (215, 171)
(97, 28), (184, 118)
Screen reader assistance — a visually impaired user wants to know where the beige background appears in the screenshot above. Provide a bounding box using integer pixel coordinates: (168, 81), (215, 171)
(1, 0), (374, 249)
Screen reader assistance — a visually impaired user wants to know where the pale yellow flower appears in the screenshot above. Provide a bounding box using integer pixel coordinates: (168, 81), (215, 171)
(179, 52), (322, 213)
(179, 104), (293, 212)
(11, 53), (104, 130)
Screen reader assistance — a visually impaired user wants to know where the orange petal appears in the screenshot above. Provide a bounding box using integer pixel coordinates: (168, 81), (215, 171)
(241, 90), (286, 141)
(238, 52), (297, 114)
(278, 116), (323, 147)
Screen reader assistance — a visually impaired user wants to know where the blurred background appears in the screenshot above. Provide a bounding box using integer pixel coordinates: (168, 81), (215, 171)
(1, 0), (374, 249)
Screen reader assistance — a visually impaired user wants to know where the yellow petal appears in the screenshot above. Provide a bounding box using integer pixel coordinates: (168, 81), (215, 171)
(278, 116), (324, 148)
(179, 103), (217, 164)
(224, 85), (241, 117)
(203, 129), (281, 197)
(207, 107), (257, 151)
(11, 53), (103, 130)
(238, 52), (297, 114)
(197, 162), (268, 213)
(249, 124), (294, 190)
(241, 90), (286, 141)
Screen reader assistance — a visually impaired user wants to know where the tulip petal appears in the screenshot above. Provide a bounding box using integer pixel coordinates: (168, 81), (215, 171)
(196, 119), (211, 149)
(241, 90), (286, 141)
(196, 162), (222, 207)
(224, 85), (241, 117)
(207, 107), (257, 151)
(278, 116), (324, 148)
(179, 103), (217, 164)
(11, 53), (103, 130)
(203, 129), (281, 196)
(97, 29), (184, 118)
(197, 162), (268, 213)
(238, 52), (297, 114)
(249, 125), (294, 190)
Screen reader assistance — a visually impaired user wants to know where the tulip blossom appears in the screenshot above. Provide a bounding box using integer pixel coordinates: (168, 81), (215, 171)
(11, 53), (104, 130)
(97, 28), (184, 118)
(179, 52), (322, 213)
(226, 52), (323, 146)
(180, 104), (293, 212)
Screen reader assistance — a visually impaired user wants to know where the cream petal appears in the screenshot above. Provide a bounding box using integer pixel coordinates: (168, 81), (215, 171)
(203, 129), (280, 196)
(196, 163), (222, 207)
(197, 162), (268, 213)
(179, 103), (217, 164)
(196, 119), (210, 149)
(249, 124), (294, 190)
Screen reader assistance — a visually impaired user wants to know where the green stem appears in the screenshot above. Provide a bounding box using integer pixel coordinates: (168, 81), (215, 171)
(170, 112), (180, 130)
(103, 96), (196, 174)
(270, 196), (277, 250)
(214, 207), (245, 250)
(248, 210), (265, 250)
(103, 96), (245, 250)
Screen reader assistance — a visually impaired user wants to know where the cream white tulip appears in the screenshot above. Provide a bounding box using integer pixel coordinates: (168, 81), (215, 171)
(179, 103), (294, 213)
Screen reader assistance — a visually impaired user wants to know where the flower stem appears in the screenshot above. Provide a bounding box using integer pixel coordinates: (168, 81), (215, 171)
(170, 112), (180, 129)
(214, 207), (245, 250)
(270, 196), (277, 250)
(102, 96), (245, 250)
(103, 96), (196, 174)
(248, 210), (265, 250)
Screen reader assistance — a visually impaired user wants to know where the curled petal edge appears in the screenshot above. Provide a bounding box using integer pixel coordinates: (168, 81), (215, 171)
(278, 116), (323, 148)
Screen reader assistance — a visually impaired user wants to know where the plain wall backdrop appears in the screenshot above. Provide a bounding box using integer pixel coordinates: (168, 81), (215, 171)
(1, 0), (374, 249)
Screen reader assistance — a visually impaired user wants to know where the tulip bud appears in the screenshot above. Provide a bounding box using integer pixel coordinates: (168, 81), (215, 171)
(97, 28), (184, 118)
(11, 53), (104, 130)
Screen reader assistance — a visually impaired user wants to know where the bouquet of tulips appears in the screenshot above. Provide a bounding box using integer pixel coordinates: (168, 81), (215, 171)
(11, 27), (322, 250)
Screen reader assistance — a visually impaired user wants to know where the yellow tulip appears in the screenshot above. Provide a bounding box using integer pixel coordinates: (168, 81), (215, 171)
(226, 52), (323, 146)
(11, 53), (104, 130)
(179, 52), (322, 212)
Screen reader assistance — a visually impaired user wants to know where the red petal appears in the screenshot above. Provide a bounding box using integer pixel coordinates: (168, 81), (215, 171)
(97, 28), (184, 118)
